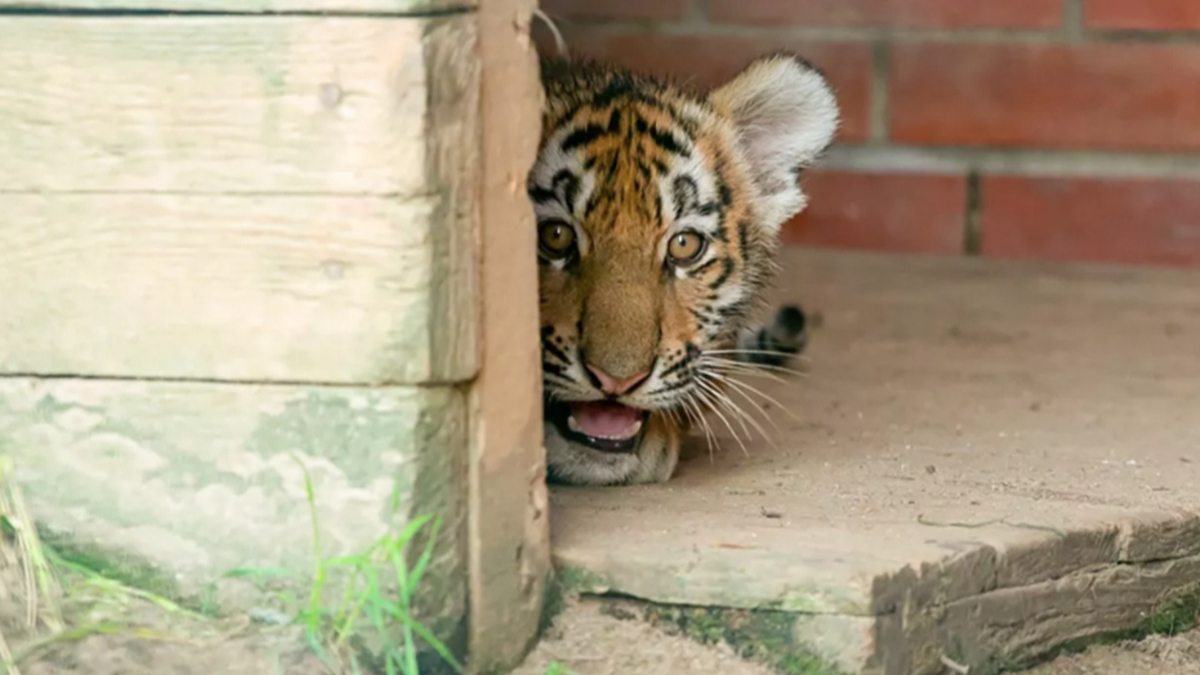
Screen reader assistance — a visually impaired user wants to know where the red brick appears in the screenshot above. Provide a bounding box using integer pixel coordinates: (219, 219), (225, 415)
(981, 176), (1200, 267)
(889, 42), (1200, 152)
(782, 170), (967, 254)
(710, 0), (1061, 28)
(1085, 0), (1200, 31)
(535, 28), (873, 143)
(540, 0), (692, 22)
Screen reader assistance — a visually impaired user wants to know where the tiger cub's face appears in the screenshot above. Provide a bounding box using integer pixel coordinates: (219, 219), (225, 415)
(530, 55), (839, 486)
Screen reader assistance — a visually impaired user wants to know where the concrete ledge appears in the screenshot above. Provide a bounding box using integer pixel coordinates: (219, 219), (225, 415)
(549, 249), (1200, 674)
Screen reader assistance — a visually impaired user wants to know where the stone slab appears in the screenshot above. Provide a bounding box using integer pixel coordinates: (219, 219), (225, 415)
(550, 248), (1200, 675)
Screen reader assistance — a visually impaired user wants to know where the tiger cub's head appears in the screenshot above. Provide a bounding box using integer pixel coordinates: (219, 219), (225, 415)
(530, 54), (839, 485)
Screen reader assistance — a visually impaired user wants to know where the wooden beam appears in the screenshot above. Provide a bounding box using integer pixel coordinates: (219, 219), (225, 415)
(0, 15), (479, 384)
(0, 16), (470, 196)
(1, 193), (477, 383)
(466, 0), (551, 670)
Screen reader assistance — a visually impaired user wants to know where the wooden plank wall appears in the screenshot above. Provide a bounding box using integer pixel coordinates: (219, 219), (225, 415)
(1, 17), (477, 383)
(0, 1), (548, 670)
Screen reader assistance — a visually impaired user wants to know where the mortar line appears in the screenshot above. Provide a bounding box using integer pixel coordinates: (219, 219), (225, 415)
(868, 41), (891, 144)
(568, 19), (1064, 43)
(546, 18), (1200, 46)
(1062, 0), (1085, 43)
(1088, 29), (1200, 45)
(684, 0), (710, 28)
(964, 171), (983, 256)
(818, 145), (1200, 180)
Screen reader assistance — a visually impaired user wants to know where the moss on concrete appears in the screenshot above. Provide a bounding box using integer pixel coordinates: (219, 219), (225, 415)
(633, 602), (847, 675)
(1137, 592), (1200, 638)
(37, 524), (184, 602)
(988, 588), (1200, 675)
(538, 569), (571, 637)
(247, 390), (419, 489)
(553, 565), (614, 595)
(551, 564), (847, 673)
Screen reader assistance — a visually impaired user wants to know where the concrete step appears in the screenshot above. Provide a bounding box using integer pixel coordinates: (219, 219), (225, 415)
(548, 248), (1200, 675)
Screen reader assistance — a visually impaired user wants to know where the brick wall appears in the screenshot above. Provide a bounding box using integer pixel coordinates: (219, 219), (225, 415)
(534, 0), (1200, 268)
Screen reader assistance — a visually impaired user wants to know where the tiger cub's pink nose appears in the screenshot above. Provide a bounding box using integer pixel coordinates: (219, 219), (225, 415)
(586, 363), (650, 396)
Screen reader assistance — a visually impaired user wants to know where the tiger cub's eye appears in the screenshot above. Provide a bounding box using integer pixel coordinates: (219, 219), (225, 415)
(538, 221), (577, 260)
(667, 231), (707, 267)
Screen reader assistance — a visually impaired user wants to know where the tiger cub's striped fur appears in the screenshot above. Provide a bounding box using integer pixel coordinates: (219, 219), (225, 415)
(530, 54), (839, 486)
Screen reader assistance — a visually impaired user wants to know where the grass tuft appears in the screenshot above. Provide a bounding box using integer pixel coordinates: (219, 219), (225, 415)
(1, 456), (63, 675)
(226, 455), (464, 675)
(1, 454), (560, 675)
(1, 456), (217, 674)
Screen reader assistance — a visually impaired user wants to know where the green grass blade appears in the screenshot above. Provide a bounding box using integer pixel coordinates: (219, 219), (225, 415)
(221, 567), (294, 579)
(407, 517), (442, 593)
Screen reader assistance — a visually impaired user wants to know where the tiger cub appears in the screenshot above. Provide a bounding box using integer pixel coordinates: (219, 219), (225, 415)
(529, 54), (839, 486)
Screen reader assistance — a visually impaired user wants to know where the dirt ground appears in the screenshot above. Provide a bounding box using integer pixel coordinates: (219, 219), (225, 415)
(3, 592), (1199, 675)
(14, 633), (323, 675)
(511, 599), (777, 675)
(511, 598), (1200, 675)
(0, 520), (322, 675)
(1, 595), (326, 675)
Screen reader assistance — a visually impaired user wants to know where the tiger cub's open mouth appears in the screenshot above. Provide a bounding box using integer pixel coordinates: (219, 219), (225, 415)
(547, 400), (649, 453)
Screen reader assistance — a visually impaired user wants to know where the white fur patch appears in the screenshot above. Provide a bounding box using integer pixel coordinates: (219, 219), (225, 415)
(710, 55), (840, 233)
(529, 130), (596, 261)
(530, 128), (597, 220)
(657, 154), (720, 234)
(656, 153), (725, 280)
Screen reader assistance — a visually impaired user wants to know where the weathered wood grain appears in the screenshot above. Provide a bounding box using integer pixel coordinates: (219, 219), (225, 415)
(422, 14), (481, 385)
(0, 0), (473, 10)
(0, 377), (468, 630)
(466, 0), (550, 670)
(0, 14), (480, 384)
(0, 16), (467, 196)
(0, 193), (476, 383)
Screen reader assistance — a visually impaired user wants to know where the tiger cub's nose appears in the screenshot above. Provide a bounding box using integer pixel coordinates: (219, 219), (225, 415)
(586, 363), (650, 396)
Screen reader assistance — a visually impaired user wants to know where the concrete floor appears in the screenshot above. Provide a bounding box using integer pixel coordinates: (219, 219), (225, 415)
(548, 248), (1200, 674)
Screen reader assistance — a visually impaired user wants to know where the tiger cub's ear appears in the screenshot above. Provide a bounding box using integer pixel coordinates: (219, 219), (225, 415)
(709, 54), (839, 232)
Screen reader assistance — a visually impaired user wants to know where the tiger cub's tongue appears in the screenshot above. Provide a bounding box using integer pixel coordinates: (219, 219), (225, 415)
(568, 401), (644, 440)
